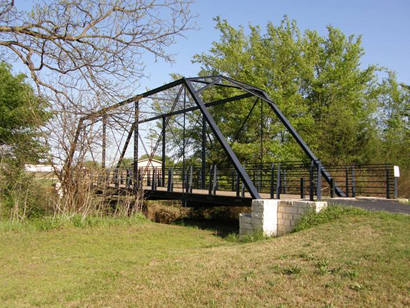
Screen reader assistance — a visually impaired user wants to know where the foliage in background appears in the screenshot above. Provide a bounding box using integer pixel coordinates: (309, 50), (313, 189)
(0, 62), (50, 163)
(0, 164), (54, 220)
(0, 63), (52, 220)
(375, 73), (410, 168)
(193, 17), (380, 165)
(159, 17), (408, 173)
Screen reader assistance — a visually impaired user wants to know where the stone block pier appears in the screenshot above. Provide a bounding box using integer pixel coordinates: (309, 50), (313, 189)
(239, 199), (327, 237)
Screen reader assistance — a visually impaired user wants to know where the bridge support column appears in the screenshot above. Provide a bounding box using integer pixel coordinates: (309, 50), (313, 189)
(162, 116), (166, 187)
(240, 199), (327, 237)
(133, 101), (139, 193)
(201, 114), (206, 189)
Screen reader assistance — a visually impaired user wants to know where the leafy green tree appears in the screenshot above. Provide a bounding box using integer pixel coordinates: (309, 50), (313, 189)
(376, 73), (410, 167)
(189, 17), (381, 165)
(0, 62), (51, 219)
(0, 62), (50, 164)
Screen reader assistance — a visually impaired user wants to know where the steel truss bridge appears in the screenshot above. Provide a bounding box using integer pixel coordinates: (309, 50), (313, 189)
(66, 76), (398, 207)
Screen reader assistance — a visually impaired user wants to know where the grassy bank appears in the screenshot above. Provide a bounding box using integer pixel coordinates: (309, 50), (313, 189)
(0, 207), (409, 307)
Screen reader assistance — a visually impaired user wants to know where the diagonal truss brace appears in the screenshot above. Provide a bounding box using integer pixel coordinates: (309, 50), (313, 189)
(184, 78), (261, 199)
(219, 75), (345, 197)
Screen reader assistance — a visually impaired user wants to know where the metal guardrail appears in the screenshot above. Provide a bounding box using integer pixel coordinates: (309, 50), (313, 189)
(95, 162), (398, 201)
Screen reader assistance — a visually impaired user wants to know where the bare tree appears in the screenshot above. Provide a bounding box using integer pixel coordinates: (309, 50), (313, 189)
(0, 0), (193, 151)
(0, 0), (193, 104)
(0, 0), (194, 214)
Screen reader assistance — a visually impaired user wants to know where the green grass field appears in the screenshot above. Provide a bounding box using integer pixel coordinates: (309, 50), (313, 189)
(0, 207), (409, 307)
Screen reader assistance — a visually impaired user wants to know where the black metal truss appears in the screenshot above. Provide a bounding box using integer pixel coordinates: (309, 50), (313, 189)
(65, 75), (345, 199)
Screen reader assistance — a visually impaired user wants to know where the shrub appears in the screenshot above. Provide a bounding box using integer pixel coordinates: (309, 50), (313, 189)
(293, 205), (369, 232)
(0, 164), (55, 220)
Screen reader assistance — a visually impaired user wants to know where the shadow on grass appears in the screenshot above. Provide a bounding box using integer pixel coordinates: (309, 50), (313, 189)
(143, 202), (248, 238)
(173, 218), (239, 238)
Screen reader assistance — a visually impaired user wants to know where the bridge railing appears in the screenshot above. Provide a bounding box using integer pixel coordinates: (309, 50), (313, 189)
(94, 162), (397, 200)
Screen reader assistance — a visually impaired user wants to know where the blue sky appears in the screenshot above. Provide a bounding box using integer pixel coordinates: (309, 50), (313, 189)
(143, 0), (410, 89)
(11, 0), (410, 90)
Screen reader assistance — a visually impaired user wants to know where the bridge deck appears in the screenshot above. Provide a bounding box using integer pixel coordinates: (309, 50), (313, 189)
(113, 185), (302, 207)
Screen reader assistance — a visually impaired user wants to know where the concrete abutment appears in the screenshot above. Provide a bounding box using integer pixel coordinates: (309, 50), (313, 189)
(239, 199), (327, 237)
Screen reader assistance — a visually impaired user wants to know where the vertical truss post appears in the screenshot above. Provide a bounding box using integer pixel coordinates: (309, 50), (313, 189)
(182, 167), (186, 192)
(212, 165), (218, 195)
(162, 116), (166, 187)
(147, 168), (151, 187)
(270, 163), (275, 199)
(184, 79), (261, 199)
(182, 87), (186, 193)
(102, 114), (107, 169)
(300, 178), (305, 199)
(208, 165), (213, 195)
(138, 168), (143, 190)
(201, 114), (206, 189)
(260, 99), (263, 165)
(236, 170), (240, 197)
(345, 167), (349, 197)
(152, 168), (156, 191)
(351, 166), (356, 198)
(394, 175), (398, 199)
(331, 178), (335, 198)
(167, 168), (173, 192)
(386, 167), (390, 199)
(156, 168), (159, 191)
(197, 168), (201, 189)
(316, 161), (322, 201)
(276, 163), (281, 199)
(133, 102), (139, 193)
(258, 164), (262, 192)
(119, 169), (124, 185)
(309, 161), (314, 201)
(188, 166), (193, 193)
(126, 168), (131, 189)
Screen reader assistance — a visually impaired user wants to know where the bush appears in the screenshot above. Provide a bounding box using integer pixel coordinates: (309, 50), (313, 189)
(293, 206), (369, 232)
(0, 164), (55, 220)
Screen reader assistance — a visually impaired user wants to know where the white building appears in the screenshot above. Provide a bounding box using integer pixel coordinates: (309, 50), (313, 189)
(24, 164), (62, 173)
(137, 158), (162, 169)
